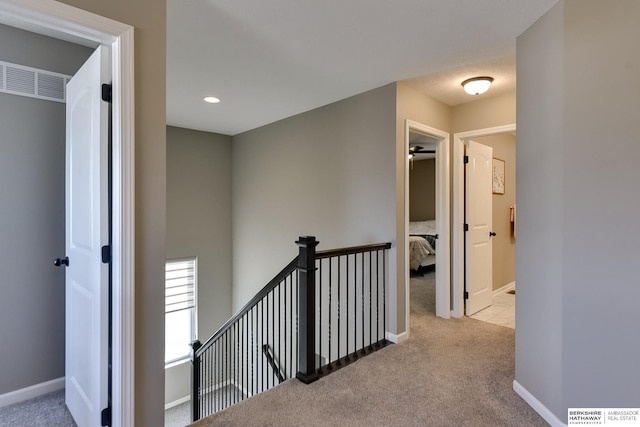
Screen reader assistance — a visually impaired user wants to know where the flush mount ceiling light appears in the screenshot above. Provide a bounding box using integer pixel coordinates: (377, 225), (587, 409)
(461, 77), (494, 95)
(203, 96), (221, 104)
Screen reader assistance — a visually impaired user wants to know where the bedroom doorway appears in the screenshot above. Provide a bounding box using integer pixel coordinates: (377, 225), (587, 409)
(404, 120), (450, 327)
(452, 125), (516, 321)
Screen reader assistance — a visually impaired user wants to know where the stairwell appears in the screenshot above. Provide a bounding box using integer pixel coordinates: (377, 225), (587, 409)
(188, 237), (392, 422)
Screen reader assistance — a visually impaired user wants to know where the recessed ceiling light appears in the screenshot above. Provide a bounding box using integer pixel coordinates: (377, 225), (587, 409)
(204, 96), (221, 104)
(461, 77), (494, 95)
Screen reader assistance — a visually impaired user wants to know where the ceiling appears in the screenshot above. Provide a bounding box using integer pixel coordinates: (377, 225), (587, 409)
(167, 0), (559, 136)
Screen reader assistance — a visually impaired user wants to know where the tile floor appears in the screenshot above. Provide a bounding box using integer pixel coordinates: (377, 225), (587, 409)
(469, 290), (515, 329)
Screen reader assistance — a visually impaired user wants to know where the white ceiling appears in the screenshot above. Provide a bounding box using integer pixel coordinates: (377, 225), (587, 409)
(167, 0), (559, 136)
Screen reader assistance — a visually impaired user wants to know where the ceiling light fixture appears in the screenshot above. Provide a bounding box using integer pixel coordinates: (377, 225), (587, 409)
(461, 77), (494, 95)
(204, 96), (221, 104)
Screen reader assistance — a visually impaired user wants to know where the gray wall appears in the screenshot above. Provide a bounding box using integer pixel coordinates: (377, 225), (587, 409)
(516, 0), (640, 422)
(0, 24), (92, 396)
(232, 84), (397, 314)
(562, 0), (640, 410)
(165, 126), (233, 404)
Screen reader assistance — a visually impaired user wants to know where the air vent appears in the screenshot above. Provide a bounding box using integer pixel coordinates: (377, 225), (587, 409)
(0, 61), (72, 103)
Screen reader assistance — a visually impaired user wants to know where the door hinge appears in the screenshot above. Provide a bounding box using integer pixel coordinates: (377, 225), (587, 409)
(464, 291), (469, 300)
(101, 406), (111, 426)
(464, 223), (469, 232)
(463, 155), (469, 164)
(101, 245), (111, 264)
(101, 83), (112, 103)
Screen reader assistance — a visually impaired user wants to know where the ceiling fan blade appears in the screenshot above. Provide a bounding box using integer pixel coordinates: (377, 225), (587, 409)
(414, 149), (435, 154)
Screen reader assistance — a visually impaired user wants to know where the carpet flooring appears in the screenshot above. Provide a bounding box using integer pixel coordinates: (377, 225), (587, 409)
(192, 272), (548, 427)
(0, 389), (76, 427)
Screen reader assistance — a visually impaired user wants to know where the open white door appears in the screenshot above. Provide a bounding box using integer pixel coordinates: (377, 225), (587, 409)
(65, 45), (110, 427)
(465, 140), (493, 315)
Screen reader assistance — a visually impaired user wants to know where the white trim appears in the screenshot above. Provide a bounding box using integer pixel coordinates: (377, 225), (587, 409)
(0, 2), (136, 426)
(0, 377), (65, 408)
(513, 380), (567, 427)
(386, 330), (409, 343)
(493, 281), (516, 297)
(452, 124), (516, 318)
(404, 120), (451, 325)
(165, 395), (190, 411)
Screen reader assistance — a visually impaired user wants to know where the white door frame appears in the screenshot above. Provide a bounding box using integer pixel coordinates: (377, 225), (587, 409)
(404, 119), (450, 324)
(0, 1), (135, 425)
(452, 124), (515, 318)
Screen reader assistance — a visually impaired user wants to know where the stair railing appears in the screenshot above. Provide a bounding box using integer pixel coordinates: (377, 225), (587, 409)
(190, 236), (391, 421)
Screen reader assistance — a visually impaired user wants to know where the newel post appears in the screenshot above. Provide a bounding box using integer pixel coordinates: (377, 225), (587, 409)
(296, 236), (320, 384)
(190, 339), (202, 422)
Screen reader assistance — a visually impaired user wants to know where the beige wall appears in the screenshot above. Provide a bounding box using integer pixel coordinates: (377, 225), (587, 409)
(58, 1), (167, 425)
(451, 91), (516, 133)
(474, 134), (516, 291)
(409, 159), (436, 221)
(166, 126), (232, 404)
(396, 82), (451, 332)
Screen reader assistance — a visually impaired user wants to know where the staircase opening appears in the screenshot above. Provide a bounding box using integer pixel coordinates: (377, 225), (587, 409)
(189, 236), (392, 422)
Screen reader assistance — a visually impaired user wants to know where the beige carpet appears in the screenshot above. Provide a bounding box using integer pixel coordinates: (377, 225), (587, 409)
(192, 273), (548, 426)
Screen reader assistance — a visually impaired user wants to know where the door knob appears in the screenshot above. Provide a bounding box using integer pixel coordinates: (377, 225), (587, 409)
(489, 232), (497, 237)
(54, 256), (69, 267)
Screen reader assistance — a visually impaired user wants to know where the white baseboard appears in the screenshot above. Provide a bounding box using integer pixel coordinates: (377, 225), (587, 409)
(385, 330), (408, 343)
(165, 394), (190, 410)
(494, 281), (516, 297)
(0, 377), (65, 409)
(513, 380), (566, 427)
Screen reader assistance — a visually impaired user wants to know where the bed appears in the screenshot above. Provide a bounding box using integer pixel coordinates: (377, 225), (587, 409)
(409, 220), (437, 271)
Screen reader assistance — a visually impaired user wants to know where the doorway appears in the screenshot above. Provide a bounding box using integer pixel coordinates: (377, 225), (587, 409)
(0, 1), (134, 424)
(452, 124), (516, 319)
(404, 120), (450, 328)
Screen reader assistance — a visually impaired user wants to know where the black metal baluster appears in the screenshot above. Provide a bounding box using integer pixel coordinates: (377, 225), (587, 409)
(251, 307), (254, 397)
(271, 289), (275, 387)
(225, 331), (229, 409)
(369, 251), (373, 350)
(361, 252), (365, 354)
(328, 258), (332, 369)
(318, 260), (322, 373)
(345, 254), (350, 362)
(289, 273), (292, 378)
(234, 323), (238, 404)
(278, 280), (282, 381)
(239, 322), (241, 401)
(295, 271), (299, 374)
(337, 256), (341, 365)
(376, 250), (380, 346)
(260, 299), (265, 392)
(215, 341), (219, 412)
(383, 250), (387, 345)
(353, 253), (358, 358)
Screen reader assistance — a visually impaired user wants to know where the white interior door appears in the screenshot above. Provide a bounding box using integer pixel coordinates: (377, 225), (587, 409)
(65, 45), (110, 427)
(465, 140), (493, 315)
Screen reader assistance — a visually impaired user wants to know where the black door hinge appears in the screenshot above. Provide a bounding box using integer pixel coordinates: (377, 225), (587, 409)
(101, 406), (111, 426)
(464, 291), (469, 300)
(463, 155), (469, 164)
(101, 245), (111, 264)
(101, 83), (112, 103)
(464, 223), (469, 232)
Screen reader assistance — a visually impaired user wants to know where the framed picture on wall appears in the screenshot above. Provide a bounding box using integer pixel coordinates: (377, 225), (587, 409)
(493, 158), (505, 194)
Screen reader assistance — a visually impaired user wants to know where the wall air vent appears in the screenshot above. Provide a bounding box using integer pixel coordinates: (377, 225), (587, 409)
(0, 61), (72, 103)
